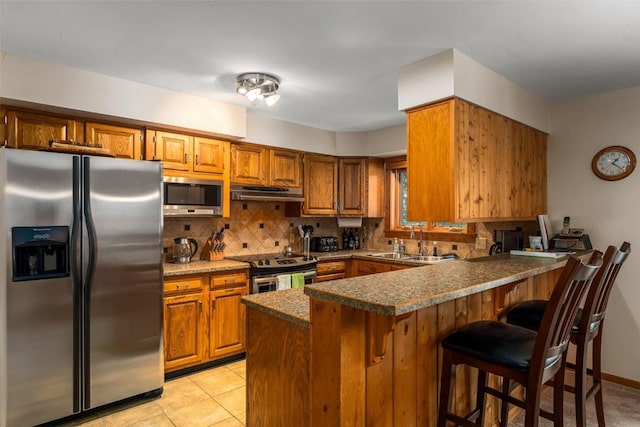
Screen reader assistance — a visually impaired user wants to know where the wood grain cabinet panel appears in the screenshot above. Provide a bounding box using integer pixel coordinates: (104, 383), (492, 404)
(407, 98), (547, 222)
(231, 144), (268, 185)
(147, 130), (192, 171)
(303, 154), (339, 215)
(338, 157), (384, 217)
(193, 136), (226, 174)
(163, 291), (206, 371)
(270, 148), (302, 188)
(6, 110), (82, 150)
(85, 122), (142, 160)
(209, 285), (247, 358)
(231, 143), (302, 188)
(316, 260), (347, 282)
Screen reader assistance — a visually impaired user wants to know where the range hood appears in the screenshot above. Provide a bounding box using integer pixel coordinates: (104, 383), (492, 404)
(231, 184), (304, 202)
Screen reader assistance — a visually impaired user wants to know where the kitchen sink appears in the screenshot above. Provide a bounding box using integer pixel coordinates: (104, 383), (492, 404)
(367, 253), (455, 264)
(368, 252), (414, 260)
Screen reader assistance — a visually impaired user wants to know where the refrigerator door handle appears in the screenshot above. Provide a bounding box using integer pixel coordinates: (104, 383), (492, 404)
(70, 156), (82, 288)
(83, 157), (98, 288)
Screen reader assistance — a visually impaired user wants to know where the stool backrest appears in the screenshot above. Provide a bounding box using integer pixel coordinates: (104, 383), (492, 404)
(531, 252), (603, 382)
(580, 242), (631, 335)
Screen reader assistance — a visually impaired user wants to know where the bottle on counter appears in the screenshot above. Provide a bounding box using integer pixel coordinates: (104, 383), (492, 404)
(342, 228), (349, 250)
(348, 230), (355, 249)
(354, 231), (360, 250)
(432, 241), (438, 256)
(399, 239), (406, 254)
(393, 237), (399, 254)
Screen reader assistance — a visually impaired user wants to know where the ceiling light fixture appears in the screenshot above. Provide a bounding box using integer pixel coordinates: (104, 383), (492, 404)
(236, 73), (280, 107)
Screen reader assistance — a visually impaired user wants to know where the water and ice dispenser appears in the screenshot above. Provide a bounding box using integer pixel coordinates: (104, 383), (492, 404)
(12, 226), (70, 281)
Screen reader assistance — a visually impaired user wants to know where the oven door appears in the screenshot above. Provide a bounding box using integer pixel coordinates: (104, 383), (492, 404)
(252, 269), (316, 294)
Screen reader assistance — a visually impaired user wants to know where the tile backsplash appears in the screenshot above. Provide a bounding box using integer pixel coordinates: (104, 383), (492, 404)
(163, 201), (386, 261)
(163, 200), (538, 262)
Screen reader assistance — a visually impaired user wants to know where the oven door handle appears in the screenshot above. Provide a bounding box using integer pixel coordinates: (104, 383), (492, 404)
(253, 270), (317, 285)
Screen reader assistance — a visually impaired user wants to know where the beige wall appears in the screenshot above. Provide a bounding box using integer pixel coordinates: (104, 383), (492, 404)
(548, 85), (640, 381)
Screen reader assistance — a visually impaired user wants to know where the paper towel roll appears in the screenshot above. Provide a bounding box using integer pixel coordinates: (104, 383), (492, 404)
(337, 217), (363, 228)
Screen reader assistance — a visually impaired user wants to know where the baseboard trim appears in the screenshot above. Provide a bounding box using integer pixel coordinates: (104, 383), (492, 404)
(602, 372), (640, 389)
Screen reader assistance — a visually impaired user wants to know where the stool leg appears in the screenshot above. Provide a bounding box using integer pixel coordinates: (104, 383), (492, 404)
(524, 380), (542, 427)
(574, 336), (589, 427)
(438, 349), (455, 427)
(475, 370), (487, 426)
(500, 378), (510, 427)
(592, 333), (606, 427)
(554, 360), (566, 427)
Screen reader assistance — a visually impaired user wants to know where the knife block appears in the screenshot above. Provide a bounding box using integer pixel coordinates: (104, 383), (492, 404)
(200, 238), (225, 261)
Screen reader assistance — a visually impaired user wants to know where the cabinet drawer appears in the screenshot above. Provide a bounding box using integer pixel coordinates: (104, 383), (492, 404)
(316, 272), (346, 283)
(356, 261), (392, 276)
(164, 276), (204, 294)
(210, 271), (248, 288)
(317, 260), (346, 275)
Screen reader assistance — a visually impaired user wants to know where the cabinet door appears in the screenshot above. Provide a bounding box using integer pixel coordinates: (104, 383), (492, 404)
(355, 260), (392, 276)
(7, 110), (81, 150)
(339, 158), (366, 215)
(209, 286), (247, 358)
(231, 144), (268, 185)
(303, 154), (338, 215)
(85, 122), (142, 160)
(163, 292), (206, 371)
(270, 148), (301, 187)
(153, 131), (193, 171)
(193, 137), (227, 174)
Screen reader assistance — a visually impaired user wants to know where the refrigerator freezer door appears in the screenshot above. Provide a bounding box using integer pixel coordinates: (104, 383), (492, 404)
(82, 156), (163, 409)
(1, 149), (78, 427)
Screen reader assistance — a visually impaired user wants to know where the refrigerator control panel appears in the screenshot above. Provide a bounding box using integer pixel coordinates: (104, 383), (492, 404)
(12, 226), (70, 281)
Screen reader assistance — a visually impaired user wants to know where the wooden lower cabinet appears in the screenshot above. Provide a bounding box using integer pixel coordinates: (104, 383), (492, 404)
(315, 260), (348, 282)
(209, 285), (247, 358)
(353, 259), (392, 276)
(163, 268), (249, 373)
(163, 288), (206, 372)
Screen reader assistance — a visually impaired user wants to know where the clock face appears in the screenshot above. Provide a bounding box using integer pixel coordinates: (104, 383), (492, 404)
(592, 146), (636, 181)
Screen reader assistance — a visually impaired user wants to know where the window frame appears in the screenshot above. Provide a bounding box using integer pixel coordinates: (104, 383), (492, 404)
(384, 156), (476, 243)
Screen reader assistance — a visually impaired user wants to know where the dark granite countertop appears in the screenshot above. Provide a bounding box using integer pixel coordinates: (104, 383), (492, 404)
(242, 253), (591, 325)
(163, 259), (249, 277)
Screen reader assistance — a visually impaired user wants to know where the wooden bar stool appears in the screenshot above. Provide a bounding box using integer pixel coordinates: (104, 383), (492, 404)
(437, 253), (603, 427)
(505, 242), (631, 427)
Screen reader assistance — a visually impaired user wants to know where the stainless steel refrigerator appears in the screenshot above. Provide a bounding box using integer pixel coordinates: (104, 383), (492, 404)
(0, 148), (164, 427)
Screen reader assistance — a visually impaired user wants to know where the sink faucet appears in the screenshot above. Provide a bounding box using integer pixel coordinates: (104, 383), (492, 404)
(418, 225), (424, 256)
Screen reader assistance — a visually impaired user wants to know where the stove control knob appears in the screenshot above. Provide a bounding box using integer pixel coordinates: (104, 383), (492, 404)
(265, 259), (270, 265)
(257, 260), (263, 266)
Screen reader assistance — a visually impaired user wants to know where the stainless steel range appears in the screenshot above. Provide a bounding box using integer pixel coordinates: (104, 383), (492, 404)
(227, 253), (317, 293)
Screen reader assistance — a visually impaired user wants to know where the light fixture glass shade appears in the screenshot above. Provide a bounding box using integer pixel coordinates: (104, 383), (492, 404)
(265, 93), (280, 107)
(246, 88), (262, 102)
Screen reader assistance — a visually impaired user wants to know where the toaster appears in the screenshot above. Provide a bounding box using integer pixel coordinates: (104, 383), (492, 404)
(310, 236), (339, 252)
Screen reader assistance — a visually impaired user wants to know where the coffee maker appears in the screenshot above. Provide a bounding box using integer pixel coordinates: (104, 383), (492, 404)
(489, 228), (523, 255)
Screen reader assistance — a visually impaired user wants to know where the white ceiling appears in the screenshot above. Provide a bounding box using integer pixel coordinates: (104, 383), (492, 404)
(1, 1), (640, 132)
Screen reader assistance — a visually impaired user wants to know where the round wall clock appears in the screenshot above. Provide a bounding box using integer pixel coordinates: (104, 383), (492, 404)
(591, 145), (636, 181)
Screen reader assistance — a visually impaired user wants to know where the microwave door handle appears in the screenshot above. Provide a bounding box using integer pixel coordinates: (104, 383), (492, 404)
(253, 276), (278, 285)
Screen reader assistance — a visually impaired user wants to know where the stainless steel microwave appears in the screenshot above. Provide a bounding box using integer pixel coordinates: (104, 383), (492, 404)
(162, 176), (223, 217)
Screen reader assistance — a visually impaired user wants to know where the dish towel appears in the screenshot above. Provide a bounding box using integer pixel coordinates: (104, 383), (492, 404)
(291, 273), (305, 289)
(276, 274), (291, 290)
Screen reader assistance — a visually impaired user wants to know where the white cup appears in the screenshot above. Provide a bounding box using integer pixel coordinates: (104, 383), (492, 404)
(529, 236), (543, 250)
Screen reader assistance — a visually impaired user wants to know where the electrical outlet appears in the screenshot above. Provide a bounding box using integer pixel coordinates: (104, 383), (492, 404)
(475, 237), (487, 250)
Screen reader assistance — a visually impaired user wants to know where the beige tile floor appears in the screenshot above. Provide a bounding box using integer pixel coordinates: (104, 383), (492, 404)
(58, 359), (247, 427)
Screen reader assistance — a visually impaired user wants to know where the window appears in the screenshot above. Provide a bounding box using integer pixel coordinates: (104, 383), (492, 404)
(384, 156), (476, 242)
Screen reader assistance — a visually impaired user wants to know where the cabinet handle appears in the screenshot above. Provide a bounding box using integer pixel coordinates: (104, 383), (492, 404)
(262, 171), (266, 180)
(211, 300), (216, 310)
(195, 154), (200, 165)
(184, 153), (189, 164)
(175, 283), (189, 290)
(199, 301), (203, 313)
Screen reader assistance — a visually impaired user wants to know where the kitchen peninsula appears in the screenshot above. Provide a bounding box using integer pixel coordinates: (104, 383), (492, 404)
(242, 253), (586, 427)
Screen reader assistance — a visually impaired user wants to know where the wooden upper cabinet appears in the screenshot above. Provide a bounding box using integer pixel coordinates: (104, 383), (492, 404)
(85, 122), (142, 160)
(231, 143), (302, 187)
(406, 98), (547, 222)
(339, 158), (366, 215)
(231, 144), (268, 185)
(193, 136), (226, 174)
(6, 110), (83, 150)
(270, 148), (301, 188)
(303, 154), (338, 215)
(338, 157), (384, 217)
(147, 130), (192, 172)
